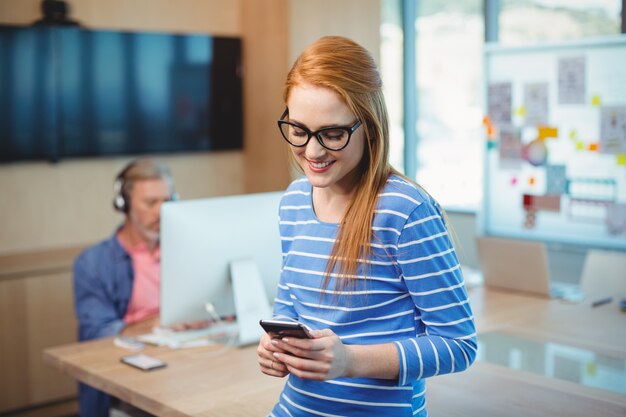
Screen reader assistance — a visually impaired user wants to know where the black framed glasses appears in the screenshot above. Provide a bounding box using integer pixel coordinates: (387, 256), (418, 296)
(277, 108), (362, 151)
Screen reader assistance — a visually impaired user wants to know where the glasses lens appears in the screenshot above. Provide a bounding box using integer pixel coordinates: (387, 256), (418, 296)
(280, 122), (309, 146)
(318, 128), (349, 150)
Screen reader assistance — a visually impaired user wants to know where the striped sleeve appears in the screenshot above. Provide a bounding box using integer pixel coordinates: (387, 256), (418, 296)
(392, 201), (477, 385)
(272, 190), (300, 322)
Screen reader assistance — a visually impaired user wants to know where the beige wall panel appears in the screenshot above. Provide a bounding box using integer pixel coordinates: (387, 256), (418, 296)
(0, 279), (29, 411)
(25, 272), (77, 404)
(289, 0), (381, 65)
(0, 0), (39, 24)
(0, 152), (244, 255)
(72, 0), (240, 35)
(240, 0), (292, 193)
(0, 0), (241, 35)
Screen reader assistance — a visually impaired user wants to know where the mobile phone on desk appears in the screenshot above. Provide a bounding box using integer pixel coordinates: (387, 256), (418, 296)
(259, 319), (312, 339)
(121, 354), (167, 371)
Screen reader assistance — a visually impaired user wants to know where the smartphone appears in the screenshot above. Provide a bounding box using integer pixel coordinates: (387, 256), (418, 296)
(120, 354), (167, 371)
(259, 319), (312, 339)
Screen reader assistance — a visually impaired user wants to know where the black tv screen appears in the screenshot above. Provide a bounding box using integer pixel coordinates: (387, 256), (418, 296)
(0, 25), (243, 162)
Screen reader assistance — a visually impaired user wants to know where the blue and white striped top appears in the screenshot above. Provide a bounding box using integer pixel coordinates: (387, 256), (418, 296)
(269, 175), (477, 417)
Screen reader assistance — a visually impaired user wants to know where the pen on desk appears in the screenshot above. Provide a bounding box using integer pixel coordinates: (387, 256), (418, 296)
(591, 297), (613, 308)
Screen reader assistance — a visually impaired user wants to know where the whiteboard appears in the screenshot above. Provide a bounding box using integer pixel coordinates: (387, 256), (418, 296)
(481, 36), (626, 250)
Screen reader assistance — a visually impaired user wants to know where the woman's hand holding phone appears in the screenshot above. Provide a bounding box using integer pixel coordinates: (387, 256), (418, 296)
(258, 319), (313, 378)
(257, 332), (290, 378)
(258, 320), (351, 381)
(270, 328), (352, 381)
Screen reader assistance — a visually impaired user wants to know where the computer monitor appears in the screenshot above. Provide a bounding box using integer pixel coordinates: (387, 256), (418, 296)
(159, 191), (283, 327)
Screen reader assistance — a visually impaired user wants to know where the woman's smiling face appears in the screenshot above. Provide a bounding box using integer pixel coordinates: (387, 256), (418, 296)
(286, 82), (365, 195)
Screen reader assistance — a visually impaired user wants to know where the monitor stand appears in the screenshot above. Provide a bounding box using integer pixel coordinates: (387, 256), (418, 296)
(230, 258), (273, 346)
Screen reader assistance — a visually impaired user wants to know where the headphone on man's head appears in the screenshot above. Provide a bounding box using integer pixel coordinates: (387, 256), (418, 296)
(112, 174), (130, 213)
(112, 159), (179, 214)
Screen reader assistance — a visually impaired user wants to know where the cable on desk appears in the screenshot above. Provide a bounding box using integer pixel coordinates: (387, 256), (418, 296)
(202, 302), (238, 356)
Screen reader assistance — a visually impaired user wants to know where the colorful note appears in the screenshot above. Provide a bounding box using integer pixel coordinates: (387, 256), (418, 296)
(538, 126), (558, 140)
(523, 194), (561, 212)
(591, 95), (602, 106)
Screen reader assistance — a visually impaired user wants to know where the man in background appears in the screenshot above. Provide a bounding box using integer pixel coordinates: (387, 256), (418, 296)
(73, 158), (194, 417)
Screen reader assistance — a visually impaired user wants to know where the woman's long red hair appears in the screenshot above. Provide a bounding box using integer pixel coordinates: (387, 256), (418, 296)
(283, 36), (405, 293)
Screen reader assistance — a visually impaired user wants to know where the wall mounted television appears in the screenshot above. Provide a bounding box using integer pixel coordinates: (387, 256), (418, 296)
(0, 24), (243, 163)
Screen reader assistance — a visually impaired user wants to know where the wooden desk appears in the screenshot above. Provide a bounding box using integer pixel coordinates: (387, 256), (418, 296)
(44, 287), (626, 417)
(470, 286), (626, 359)
(45, 340), (283, 417)
(430, 287), (626, 417)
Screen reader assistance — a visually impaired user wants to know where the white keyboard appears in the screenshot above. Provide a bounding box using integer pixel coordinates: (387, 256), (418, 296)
(137, 321), (239, 347)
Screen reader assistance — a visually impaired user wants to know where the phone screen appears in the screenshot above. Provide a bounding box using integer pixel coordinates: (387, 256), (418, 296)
(259, 320), (312, 339)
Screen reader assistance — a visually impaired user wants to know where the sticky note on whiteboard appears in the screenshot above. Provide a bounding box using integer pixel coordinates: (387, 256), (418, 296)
(538, 126), (558, 140)
(523, 194), (561, 212)
(591, 95), (601, 106)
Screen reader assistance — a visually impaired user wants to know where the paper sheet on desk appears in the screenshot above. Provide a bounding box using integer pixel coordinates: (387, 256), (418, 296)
(137, 330), (215, 349)
(136, 322), (238, 349)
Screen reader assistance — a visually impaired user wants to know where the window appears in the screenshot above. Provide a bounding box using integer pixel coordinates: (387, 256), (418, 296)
(500, 0), (621, 45)
(382, 0), (625, 211)
(412, 1), (484, 210)
(381, 0), (404, 171)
